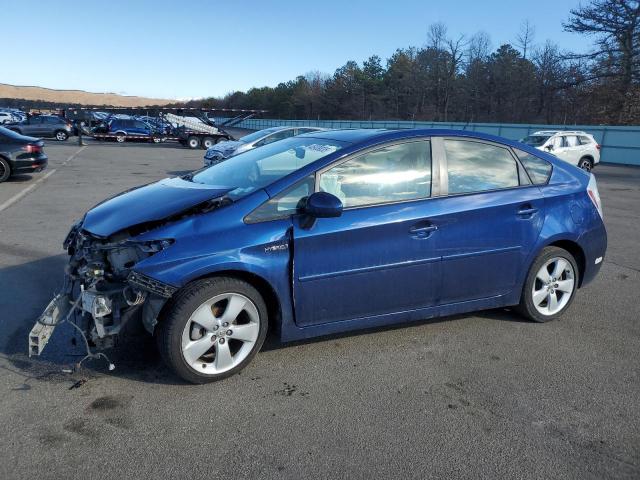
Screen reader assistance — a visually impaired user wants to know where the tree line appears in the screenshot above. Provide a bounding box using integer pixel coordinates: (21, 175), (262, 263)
(188, 0), (640, 125)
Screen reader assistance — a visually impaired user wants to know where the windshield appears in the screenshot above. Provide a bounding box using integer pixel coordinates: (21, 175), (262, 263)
(521, 135), (551, 147)
(238, 128), (285, 144)
(191, 136), (347, 200)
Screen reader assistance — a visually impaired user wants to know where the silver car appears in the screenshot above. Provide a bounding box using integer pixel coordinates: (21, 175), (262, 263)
(203, 126), (324, 166)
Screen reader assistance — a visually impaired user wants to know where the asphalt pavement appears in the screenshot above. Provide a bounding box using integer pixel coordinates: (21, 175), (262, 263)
(0, 139), (638, 479)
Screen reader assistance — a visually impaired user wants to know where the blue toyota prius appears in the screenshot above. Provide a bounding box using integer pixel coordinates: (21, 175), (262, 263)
(31, 129), (607, 383)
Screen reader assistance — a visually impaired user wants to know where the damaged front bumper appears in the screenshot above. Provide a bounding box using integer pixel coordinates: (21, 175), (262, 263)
(28, 226), (178, 359)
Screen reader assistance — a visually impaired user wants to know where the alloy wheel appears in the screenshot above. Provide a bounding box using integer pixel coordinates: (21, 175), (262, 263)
(181, 293), (261, 374)
(56, 131), (67, 141)
(532, 257), (575, 316)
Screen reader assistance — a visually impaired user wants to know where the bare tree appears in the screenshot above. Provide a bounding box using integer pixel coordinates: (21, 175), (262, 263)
(564, 0), (640, 89)
(467, 31), (492, 62)
(516, 20), (536, 59)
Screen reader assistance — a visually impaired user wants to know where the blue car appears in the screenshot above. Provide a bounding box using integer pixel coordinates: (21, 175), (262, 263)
(107, 118), (158, 142)
(32, 129), (607, 383)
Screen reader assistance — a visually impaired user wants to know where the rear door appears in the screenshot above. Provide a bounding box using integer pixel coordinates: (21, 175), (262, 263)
(25, 117), (44, 136)
(292, 139), (440, 327)
(434, 137), (545, 304)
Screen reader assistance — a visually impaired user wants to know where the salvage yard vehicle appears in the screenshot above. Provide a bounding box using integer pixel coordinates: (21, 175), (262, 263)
(7, 114), (72, 141)
(30, 129), (607, 384)
(204, 126), (324, 166)
(520, 130), (601, 172)
(0, 126), (48, 182)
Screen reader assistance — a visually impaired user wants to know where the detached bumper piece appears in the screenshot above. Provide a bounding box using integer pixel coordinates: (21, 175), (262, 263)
(29, 294), (70, 356)
(128, 271), (177, 298)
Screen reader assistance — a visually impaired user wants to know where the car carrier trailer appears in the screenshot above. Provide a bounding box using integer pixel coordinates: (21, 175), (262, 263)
(64, 107), (266, 149)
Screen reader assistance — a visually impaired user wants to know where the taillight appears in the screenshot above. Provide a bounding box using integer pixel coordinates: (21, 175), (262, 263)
(587, 174), (603, 219)
(23, 144), (42, 154)
(596, 144), (601, 150)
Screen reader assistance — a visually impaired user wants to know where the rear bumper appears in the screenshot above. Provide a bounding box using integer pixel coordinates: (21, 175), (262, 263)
(12, 154), (48, 174)
(579, 218), (607, 287)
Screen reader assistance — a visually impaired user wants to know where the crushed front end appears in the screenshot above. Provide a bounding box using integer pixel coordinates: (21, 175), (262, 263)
(29, 222), (177, 359)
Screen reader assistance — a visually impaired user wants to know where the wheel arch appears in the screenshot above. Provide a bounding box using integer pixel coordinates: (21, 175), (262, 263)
(546, 239), (586, 287)
(184, 269), (282, 333)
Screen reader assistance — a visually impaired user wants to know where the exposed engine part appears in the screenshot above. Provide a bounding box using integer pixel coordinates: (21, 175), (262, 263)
(123, 286), (146, 306)
(81, 289), (113, 318)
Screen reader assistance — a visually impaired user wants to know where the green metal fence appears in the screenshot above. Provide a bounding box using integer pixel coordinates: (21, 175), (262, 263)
(217, 117), (640, 166)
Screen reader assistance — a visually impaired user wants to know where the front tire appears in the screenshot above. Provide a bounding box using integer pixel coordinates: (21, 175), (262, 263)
(54, 130), (69, 141)
(115, 132), (127, 143)
(157, 277), (268, 384)
(517, 246), (579, 323)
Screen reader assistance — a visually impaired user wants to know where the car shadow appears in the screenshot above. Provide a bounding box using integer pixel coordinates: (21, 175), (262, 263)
(0, 254), (532, 388)
(7, 174), (34, 183)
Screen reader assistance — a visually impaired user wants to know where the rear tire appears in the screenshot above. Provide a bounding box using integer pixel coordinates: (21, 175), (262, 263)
(187, 136), (200, 149)
(0, 157), (11, 183)
(578, 157), (593, 172)
(157, 277), (268, 384)
(517, 246), (579, 323)
(201, 137), (214, 149)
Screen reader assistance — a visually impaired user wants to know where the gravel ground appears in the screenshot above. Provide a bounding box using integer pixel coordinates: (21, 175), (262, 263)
(0, 140), (638, 480)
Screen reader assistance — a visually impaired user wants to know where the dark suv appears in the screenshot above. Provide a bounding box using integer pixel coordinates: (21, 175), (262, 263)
(8, 115), (72, 141)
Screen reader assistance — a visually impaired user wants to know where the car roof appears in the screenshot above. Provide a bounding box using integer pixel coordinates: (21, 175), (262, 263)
(531, 130), (590, 136)
(299, 128), (533, 146)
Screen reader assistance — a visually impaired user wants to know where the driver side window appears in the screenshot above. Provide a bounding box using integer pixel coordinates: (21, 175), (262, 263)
(244, 176), (314, 223)
(319, 141), (432, 208)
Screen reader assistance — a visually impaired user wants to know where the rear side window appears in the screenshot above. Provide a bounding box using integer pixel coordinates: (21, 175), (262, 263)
(515, 149), (552, 185)
(444, 139), (519, 194)
(578, 135), (593, 145)
(565, 135), (579, 147)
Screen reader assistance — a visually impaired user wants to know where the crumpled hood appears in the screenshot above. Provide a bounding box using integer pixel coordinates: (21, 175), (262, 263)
(82, 177), (232, 237)
(205, 140), (244, 157)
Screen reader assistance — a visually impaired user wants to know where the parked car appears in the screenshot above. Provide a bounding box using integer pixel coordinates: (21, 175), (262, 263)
(0, 112), (15, 124)
(520, 130), (600, 171)
(203, 126), (324, 166)
(32, 129), (607, 384)
(0, 126), (48, 183)
(7, 115), (72, 141)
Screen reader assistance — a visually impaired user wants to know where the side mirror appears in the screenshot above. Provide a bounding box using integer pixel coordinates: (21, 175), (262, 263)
(294, 146), (306, 159)
(304, 192), (343, 218)
(545, 144), (554, 151)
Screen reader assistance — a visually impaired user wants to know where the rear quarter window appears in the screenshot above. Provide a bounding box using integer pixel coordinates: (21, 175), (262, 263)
(515, 149), (552, 185)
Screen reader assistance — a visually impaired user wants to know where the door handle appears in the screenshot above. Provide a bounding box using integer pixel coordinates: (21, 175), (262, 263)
(409, 224), (438, 237)
(517, 207), (538, 216)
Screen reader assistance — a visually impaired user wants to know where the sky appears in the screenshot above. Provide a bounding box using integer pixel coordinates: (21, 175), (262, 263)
(1, 0), (590, 100)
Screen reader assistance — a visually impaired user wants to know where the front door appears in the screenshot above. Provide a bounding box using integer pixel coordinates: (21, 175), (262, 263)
(292, 139), (440, 327)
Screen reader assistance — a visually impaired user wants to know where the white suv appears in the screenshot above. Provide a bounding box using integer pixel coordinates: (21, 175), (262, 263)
(0, 112), (14, 124)
(520, 130), (600, 171)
